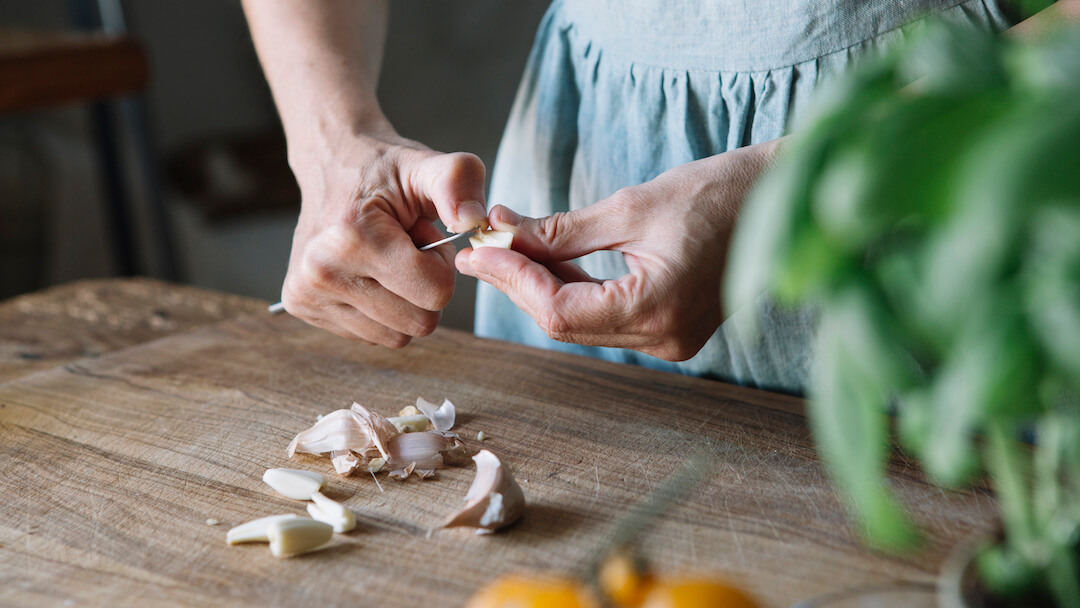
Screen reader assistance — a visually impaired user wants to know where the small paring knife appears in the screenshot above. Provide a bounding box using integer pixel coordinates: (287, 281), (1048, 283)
(267, 227), (480, 315)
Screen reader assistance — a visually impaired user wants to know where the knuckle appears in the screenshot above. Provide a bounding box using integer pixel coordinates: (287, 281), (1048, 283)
(410, 311), (441, 337)
(421, 273), (455, 311)
(384, 334), (412, 349)
(301, 250), (339, 289)
(539, 307), (573, 342)
(444, 152), (486, 185)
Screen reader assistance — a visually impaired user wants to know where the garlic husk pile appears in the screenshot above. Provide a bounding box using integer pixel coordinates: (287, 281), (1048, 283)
(288, 399), (470, 478)
(444, 449), (525, 534)
(286, 404), (395, 461)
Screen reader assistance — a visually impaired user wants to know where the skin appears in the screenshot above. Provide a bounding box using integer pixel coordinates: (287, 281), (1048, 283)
(242, 0), (1077, 358)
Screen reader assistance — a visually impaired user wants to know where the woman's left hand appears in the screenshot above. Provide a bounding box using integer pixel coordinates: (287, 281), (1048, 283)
(455, 139), (778, 362)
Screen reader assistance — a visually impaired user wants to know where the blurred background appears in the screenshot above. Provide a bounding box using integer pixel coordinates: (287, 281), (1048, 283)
(0, 0), (550, 331)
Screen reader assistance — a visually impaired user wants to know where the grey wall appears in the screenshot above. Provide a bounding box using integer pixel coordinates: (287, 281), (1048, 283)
(0, 0), (550, 332)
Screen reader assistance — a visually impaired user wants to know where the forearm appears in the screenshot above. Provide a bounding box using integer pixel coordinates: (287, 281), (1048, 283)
(241, 0), (392, 150)
(1006, 0), (1080, 39)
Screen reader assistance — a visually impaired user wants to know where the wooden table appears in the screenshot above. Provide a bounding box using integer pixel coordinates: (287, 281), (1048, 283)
(0, 279), (997, 607)
(0, 28), (147, 113)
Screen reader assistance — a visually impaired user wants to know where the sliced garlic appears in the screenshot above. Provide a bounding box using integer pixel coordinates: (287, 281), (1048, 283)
(386, 413), (430, 434)
(415, 397), (456, 433)
(262, 468), (325, 500)
(469, 229), (514, 250)
(443, 449), (525, 533)
(306, 492), (356, 533)
(267, 518), (334, 558)
(226, 514), (300, 544)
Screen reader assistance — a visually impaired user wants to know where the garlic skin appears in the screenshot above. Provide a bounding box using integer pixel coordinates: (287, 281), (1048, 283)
(226, 514), (300, 544)
(469, 229), (514, 250)
(415, 398), (456, 433)
(444, 450), (525, 533)
(287, 403), (395, 462)
(262, 468), (326, 500)
(267, 518), (334, 558)
(306, 492), (356, 533)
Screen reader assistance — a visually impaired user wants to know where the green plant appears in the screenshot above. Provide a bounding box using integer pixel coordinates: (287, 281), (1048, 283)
(725, 21), (1080, 607)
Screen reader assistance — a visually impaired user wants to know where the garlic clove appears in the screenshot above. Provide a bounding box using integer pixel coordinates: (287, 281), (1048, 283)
(387, 431), (450, 469)
(266, 518), (334, 558)
(226, 514), (299, 544)
(415, 398), (456, 433)
(386, 413), (431, 434)
(469, 229), (514, 250)
(262, 468), (326, 500)
(398, 405), (421, 417)
(306, 492), (356, 533)
(443, 449), (525, 533)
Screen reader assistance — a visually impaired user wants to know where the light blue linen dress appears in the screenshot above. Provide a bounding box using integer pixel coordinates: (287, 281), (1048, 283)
(476, 0), (1015, 394)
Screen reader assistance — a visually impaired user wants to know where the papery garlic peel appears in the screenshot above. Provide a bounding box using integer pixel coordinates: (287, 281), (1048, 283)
(287, 404), (395, 461)
(444, 449), (525, 533)
(415, 398), (456, 433)
(262, 468), (326, 500)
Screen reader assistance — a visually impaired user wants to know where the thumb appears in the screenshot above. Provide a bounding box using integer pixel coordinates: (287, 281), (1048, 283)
(411, 151), (489, 233)
(487, 202), (623, 263)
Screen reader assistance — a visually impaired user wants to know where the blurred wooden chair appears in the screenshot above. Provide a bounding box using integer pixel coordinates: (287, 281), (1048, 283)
(0, 0), (178, 280)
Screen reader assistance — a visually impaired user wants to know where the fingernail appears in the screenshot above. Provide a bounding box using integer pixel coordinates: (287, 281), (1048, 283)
(492, 206), (524, 232)
(455, 201), (489, 232)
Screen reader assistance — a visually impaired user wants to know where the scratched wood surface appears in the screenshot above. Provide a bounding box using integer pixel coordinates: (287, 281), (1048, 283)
(0, 278), (265, 384)
(0, 285), (999, 608)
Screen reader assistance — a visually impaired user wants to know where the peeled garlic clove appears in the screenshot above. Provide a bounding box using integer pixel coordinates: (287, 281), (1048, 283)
(267, 518), (334, 558)
(306, 491), (356, 533)
(386, 413), (430, 434)
(263, 468), (325, 500)
(398, 405), (421, 417)
(444, 449), (525, 533)
(226, 514), (299, 544)
(469, 229), (514, 250)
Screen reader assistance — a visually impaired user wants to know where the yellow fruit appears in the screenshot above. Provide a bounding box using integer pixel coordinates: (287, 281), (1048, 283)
(465, 574), (600, 608)
(639, 577), (760, 608)
(598, 552), (656, 607)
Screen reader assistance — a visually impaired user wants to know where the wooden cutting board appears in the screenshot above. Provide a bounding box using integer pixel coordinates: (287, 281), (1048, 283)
(0, 310), (997, 607)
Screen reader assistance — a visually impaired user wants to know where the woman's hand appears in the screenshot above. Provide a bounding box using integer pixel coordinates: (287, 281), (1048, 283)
(456, 140), (778, 361)
(281, 126), (489, 347)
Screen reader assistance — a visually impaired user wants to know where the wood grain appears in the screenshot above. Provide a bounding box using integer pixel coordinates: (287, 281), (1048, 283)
(0, 278), (265, 384)
(0, 28), (148, 113)
(0, 308), (999, 607)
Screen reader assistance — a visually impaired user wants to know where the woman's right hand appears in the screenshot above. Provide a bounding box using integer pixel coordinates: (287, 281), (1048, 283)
(280, 124), (489, 347)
